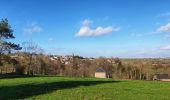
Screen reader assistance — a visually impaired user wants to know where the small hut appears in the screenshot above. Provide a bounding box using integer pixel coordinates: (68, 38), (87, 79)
(95, 68), (112, 78)
(153, 74), (170, 81)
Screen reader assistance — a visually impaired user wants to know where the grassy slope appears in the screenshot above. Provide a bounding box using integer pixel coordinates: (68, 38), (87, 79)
(0, 76), (170, 100)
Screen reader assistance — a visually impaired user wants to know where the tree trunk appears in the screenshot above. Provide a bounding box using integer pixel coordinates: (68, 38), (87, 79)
(139, 68), (142, 80)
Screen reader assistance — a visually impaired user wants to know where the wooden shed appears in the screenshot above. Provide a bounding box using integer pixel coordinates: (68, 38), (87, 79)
(95, 68), (112, 78)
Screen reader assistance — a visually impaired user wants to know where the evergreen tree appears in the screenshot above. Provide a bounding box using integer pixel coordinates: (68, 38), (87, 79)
(0, 18), (21, 65)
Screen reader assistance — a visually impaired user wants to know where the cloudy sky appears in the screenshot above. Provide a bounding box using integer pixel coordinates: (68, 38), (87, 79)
(1, 0), (170, 58)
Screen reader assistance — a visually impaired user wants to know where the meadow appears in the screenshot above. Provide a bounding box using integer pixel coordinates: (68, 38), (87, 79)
(0, 76), (170, 100)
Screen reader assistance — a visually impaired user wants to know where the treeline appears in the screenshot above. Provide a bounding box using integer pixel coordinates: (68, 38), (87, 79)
(119, 59), (170, 80)
(0, 53), (114, 77)
(1, 52), (170, 80)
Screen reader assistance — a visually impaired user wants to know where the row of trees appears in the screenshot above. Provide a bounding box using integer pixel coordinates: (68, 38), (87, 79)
(2, 52), (170, 80)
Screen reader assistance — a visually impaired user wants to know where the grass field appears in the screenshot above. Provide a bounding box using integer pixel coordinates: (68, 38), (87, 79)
(0, 76), (170, 100)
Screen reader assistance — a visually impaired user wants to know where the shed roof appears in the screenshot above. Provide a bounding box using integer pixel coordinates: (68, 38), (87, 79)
(95, 68), (106, 72)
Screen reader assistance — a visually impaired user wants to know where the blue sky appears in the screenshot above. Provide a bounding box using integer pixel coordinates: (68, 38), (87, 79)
(1, 0), (170, 58)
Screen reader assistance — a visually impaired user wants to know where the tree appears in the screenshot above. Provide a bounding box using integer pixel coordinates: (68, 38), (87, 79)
(0, 19), (21, 66)
(22, 40), (43, 75)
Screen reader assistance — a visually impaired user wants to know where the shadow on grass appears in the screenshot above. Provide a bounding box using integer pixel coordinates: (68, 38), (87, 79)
(0, 80), (119, 100)
(0, 74), (67, 79)
(0, 74), (34, 79)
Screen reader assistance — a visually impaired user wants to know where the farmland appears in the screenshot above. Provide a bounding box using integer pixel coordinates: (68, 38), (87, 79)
(0, 76), (170, 100)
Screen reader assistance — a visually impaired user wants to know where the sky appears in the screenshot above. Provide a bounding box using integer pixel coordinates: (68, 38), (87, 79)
(1, 0), (170, 58)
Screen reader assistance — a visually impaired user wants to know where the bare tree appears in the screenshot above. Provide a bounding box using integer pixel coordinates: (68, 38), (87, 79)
(22, 40), (42, 75)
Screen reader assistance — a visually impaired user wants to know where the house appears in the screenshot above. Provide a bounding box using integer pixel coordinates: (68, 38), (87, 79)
(153, 74), (170, 81)
(95, 68), (112, 78)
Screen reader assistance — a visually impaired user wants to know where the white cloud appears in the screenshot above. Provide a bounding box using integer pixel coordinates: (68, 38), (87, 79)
(76, 19), (119, 37)
(157, 22), (170, 33)
(76, 26), (118, 37)
(160, 45), (170, 50)
(82, 19), (92, 26)
(23, 24), (42, 34)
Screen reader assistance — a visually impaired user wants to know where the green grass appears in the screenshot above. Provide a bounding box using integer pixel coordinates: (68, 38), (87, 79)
(0, 76), (170, 100)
